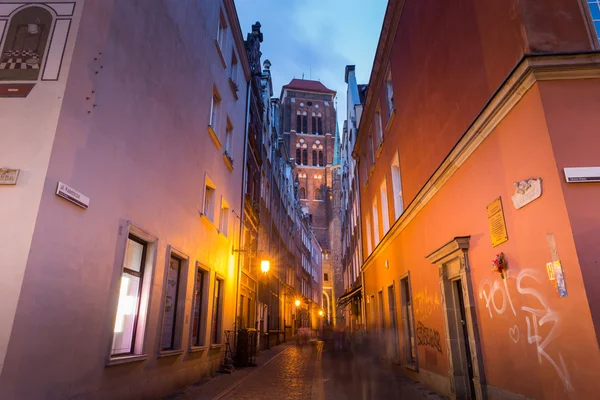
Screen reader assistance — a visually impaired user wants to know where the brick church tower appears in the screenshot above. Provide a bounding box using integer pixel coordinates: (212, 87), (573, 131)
(280, 79), (337, 248)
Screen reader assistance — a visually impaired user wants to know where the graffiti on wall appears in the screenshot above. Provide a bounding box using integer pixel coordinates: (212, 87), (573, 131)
(416, 321), (442, 354)
(478, 269), (574, 392)
(413, 287), (441, 321)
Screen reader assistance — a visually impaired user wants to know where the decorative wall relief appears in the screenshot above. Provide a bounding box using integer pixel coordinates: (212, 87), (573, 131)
(512, 178), (542, 209)
(0, 6), (52, 81)
(0, 168), (19, 185)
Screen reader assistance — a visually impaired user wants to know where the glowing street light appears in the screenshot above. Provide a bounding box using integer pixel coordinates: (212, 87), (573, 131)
(295, 299), (301, 307)
(260, 259), (270, 274)
(318, 310), (324, 317)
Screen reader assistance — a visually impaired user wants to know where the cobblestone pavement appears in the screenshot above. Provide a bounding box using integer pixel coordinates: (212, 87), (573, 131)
(215, 341), (445, 400)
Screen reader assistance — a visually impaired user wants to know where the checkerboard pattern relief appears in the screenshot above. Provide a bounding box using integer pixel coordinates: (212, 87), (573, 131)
(0, 50), (40, 70)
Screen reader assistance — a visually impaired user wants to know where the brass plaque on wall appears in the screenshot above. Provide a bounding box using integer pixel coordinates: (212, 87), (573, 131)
(487, 197), (508, 247)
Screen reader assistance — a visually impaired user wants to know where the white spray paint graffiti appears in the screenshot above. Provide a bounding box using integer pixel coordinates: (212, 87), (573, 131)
(478, 269), (574, 392)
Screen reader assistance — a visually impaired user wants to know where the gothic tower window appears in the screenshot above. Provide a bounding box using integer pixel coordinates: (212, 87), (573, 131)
(312, 150), (317, 166)
(315, 188), (321, 200)
(297, 115), (302, 132)
(300, 187), (306, 199)
(319, 151), (324, 166)
(302, 116), (308, 133)
(318, 118), (323, 135)
(312, 117), (316, 134)
(302, 149), (308, 165)
(296, 148), (301, 165)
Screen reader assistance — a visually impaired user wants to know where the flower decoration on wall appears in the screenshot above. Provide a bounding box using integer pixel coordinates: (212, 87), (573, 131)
(492, 252), (507, 279)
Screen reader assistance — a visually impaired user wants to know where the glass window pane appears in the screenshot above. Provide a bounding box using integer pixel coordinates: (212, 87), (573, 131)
(590, 4), (600, 20)
(112, 272), (141, 355)
(211, 279), (222, 344)
(161, 256), (181, 350)
(124, 238), (144, 273)
(192, 269), (205, 346)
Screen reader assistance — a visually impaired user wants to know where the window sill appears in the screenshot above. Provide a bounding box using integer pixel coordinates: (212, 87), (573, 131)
(223, 153), (234, 171)
(208, 125), (222, 149)
(157, 349), (184, 359)
(229, 78), (240, 100)
(214, 40), (226, 69)
(404, 363), (419, 372)
(106, 354), (148, 367)
(189, 345), (208, 353)
(376, 141), (384, 159)
(210, 343), (223, 349)
(385, 109), (396, 133)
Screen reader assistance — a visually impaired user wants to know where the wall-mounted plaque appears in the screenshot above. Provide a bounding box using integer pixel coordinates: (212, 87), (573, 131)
(487, 197), (508, 247)
(0, 168), (19, 185)
(512, 178), (542, 209)
(56, 181), (89, 209)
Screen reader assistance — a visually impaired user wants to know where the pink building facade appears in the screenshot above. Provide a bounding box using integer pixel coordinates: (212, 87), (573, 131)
(0, 1), (251, 399)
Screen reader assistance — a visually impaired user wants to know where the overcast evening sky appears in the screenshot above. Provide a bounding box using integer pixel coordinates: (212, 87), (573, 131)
(234, 0), (387, 131)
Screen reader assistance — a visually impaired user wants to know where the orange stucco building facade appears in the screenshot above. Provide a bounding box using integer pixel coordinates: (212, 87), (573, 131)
(355, 1), (600, 399)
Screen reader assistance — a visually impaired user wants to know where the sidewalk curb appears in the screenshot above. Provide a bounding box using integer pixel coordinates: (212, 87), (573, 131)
(211, 345), (294, 400)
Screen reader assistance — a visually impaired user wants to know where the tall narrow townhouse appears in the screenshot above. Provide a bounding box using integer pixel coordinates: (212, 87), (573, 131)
(0, 1), (250, 398)
(357, 0), (600, 399)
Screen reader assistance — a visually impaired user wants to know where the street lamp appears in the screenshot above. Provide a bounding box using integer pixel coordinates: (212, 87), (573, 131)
(260, 259), (270, 274)
(318, 310), (324, 317)
(295, 299), (301, 307)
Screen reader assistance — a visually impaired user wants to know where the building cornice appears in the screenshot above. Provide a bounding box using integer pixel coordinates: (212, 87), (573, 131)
(362, 52), (600, 274)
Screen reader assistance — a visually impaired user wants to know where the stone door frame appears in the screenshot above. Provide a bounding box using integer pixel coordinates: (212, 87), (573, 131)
(426, 236), (486, 399)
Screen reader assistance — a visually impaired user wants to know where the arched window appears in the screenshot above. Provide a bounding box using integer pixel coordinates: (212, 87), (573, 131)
(302, 149), (308, 165)
(315, 188), (321, 200)
(312, 150), (317, 166)
(317, 118), (323, 135)
(296, 148), (301, 164)
(299, 187), (306, 199)
(0, 6), (53, 81)
(312, 117), (316, 134)
(296, 115), (302, 132)
(318, 151), (324, 166)
(302, 116), (308, 133)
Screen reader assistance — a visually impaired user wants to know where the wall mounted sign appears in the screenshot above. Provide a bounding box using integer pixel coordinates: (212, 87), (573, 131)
(487, 197), (508, 247)
(0, 168), (19, 185)
(564, 167), (600, 183)
(56, 181), (89, 209)
(512, 178), (542, 209)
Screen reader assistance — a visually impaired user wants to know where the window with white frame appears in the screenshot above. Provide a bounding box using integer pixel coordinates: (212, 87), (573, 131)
(216, 9), (227, 51)
(380, 178), (390, 234)
(372, 198), (380, 245)
(191, 264), (209, 347)
(385, 66), (394, 118)
(204, 176), (216, 223)
(225, 118), (233, 158)
(111, 232), (155, 357)
(586, 1), (600, 41)
(219, 198), (230, 236)
(160, 251), (187, 351)
(391, 152), (404, 219)
(230, 51), (239, 87)
(211, 277), (224, 344)
(375, 104), (384, 149)
(210, 87), (222, 137)
(365, 213), (372, 255)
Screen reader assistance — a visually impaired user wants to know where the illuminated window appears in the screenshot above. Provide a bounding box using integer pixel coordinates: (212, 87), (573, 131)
(204, 176), (216, 223)
(211, 277), (225, 344)
(380, 178), (390, 234)
(191, 265), (209, 347)
(372, 198), (380, 245)
(111, 235), (148, 356)
(365, 213), (373, 254)
(219, 198), (230, 236)
(391, 152), (404, 219)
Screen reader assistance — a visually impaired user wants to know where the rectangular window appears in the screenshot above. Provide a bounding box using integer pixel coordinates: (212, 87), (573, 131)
(297, 115), (302, 132)
(225, 118), (233, 156)
(211, 277), (224, 344)
(111, 235), (148, 356)
(375, 105), (384, 148)
(400, 276), (417, 366)
(191, 266), (208, 347)
(216, 9), (227, 50)
(220, 198), (230, 236)
(230, 51), (239, 85)
(586, 1), (600, 41)
(380, 178), (390, 234)
(318, 118), (322, 135)
(391, 152), (404, 219)
(365, 213), (372, 255)
(372, 198), (380, 245)
(385, 67), (394, 119)
(204, 176), (216, 223)
(161, 255), (183, 350)
(210, 87), (222, 135)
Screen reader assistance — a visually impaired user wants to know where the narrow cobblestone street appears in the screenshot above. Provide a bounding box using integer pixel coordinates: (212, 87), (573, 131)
(167, 341), (445, 400)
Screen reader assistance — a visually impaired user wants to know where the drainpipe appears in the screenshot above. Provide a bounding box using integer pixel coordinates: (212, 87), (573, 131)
(233, 78), (252, 335)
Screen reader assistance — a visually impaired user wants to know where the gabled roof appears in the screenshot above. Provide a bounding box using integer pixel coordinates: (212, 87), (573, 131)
(282, 78), (336, 96)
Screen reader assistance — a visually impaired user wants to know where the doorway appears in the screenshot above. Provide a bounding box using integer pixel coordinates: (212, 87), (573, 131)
(387, 285), (399, 361)
(426, 237), (485, 399)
